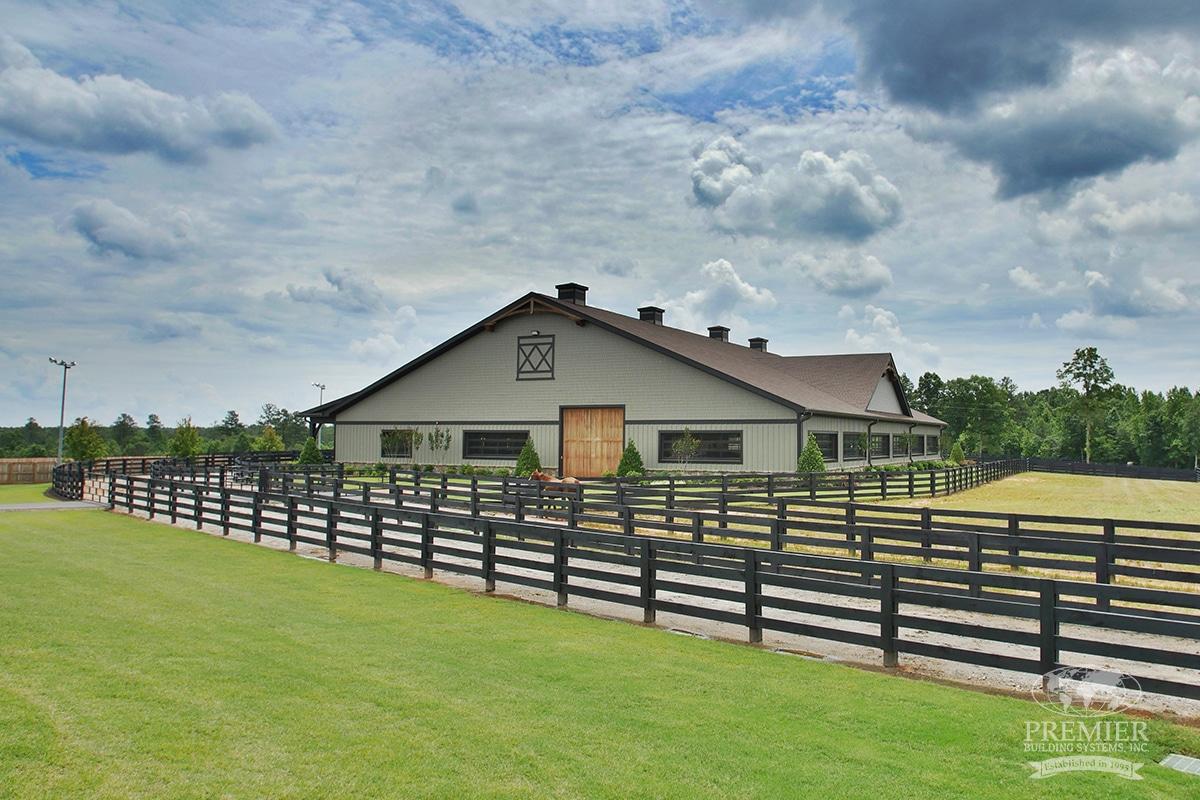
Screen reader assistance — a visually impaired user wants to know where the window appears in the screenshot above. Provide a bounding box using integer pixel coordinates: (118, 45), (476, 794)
(380, 429), (414, 459)
(517, 334), (554, 380)
(925, 435), (940, 456)
(842, 432), (865, 461)
(811, 432), (838, 461)
(464, 430), (529, 460)
(911, 435), (925, 456)
(658, 430), (743, 464)
(870, 433), (889, 458)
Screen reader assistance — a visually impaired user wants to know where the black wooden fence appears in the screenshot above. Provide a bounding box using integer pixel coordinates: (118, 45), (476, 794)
(132, 459), (1200, 598)
(982, 455), (1199, 483)
(94, 471), (1200, 701)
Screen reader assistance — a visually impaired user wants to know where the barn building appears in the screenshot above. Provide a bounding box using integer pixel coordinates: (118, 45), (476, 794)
(304, 282), (946, 475)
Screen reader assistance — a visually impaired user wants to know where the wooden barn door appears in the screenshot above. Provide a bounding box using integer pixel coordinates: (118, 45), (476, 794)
(561, 407), (624, 477)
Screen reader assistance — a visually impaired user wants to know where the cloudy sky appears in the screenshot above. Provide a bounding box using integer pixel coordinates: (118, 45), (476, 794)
(3, 1), (1199, 426)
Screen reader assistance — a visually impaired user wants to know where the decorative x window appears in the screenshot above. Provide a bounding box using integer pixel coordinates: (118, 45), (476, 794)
(517, 334), (555, 380)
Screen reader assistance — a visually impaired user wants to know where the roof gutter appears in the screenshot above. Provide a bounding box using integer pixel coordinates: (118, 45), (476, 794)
(866, 420), (878, 467)
(907, 423), (917, 464)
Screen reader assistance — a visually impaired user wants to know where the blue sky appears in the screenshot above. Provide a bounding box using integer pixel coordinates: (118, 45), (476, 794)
(1, 1), (1199, 425)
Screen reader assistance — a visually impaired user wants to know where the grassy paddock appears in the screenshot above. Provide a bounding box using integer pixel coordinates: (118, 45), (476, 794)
(884, 472), (1200, 523)
(1, 511), (1198, 798)
(0, 483), (53, 505)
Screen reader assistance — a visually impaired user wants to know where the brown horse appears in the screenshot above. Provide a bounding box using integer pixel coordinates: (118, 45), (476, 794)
(529, 470), (581, 504)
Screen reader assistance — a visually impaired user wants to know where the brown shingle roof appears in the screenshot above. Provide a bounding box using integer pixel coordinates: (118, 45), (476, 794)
(544, 295), (945, 425)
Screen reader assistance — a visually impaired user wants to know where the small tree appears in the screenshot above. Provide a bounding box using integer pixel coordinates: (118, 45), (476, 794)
(671, 428), (700, 469)
(797, 433), (826, 473)
(167, 417), (204, 458)
(427, 426), (452, 469)
(296, 436), (323, 465)
(64, 417), (108, 461)
(949, 440), (966, 465)
(516, 437), (541, 476)
(616, 440), (645, 476)
(251, 424), (285, 452)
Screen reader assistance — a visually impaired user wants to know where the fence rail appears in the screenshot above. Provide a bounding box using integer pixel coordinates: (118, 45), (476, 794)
(94, 471), (1200, 701)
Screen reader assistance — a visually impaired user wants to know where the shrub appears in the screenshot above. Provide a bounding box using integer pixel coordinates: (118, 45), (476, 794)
(601, 469), (616, 478)
(949, 441), (966, 465)
(515, 437), (541, 476)
(374, 461), (388, 476)
(797, 433), (826, 473)
(167, 417), (203, 459)
(494, 468), (511, 477)
(251, 425), (285, 453)
(64, 417), (108, 461)
(296, 436), (324, 465)
(616, 440), (645, 477)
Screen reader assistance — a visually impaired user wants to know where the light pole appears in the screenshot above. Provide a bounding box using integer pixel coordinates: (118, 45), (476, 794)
(49, 357), (76, 464)
(312, 383), (326, 446)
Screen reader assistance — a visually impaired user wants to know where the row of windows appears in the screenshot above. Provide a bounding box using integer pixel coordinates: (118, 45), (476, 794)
(814, 431), (941, 462)
(382, 428), (940, 463)
(381, 429), (746, 463)
(381, 430), (532, 460)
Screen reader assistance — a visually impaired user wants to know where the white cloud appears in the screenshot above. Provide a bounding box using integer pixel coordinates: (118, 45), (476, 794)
(66, 199), (196, 260)
(1035, 188), (1200, 241)
(1007, 265), (1068, 295)
(790, 251), (893, 297)
(658, 259), (776, 332)
(348, 306), (421, 362)
(691, 139), (903, 241)
(0, 34), (276, 163)
(842, 304), (939, 370)
(1055, 309), (1138, 337)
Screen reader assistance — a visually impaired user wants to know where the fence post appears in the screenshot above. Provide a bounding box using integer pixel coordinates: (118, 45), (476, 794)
(1007, 515), (1020, 570)
(930, 470), (937, 496)
(920, 508), (932, 562)
(845, 505), (856, 553)
(107, 476), (116, 509)
(1039, 581), (1058, 688)
(860, 526), (874, 564)
(284, 495), (295, 550)
(251, 491), (263, 542)
(553, 529), (568, 607)
(809, 471), (817, 500)
(420, 514), (433, 578)
(194, 484), (203, 529)
(169, 481), (178, 524)
(326, 503), (338, 562)
(482, 520), (495, 592)
(641, 541), (655, 624)
(745, 550), (761, 644)
(362, 483), (370, 506)
(908, 471), (914, 498)
(469, 477), (479, 517)
(622, 506), (634, 537)
(967, 532), (982, 596)
(880, 471), (888, 500)
(691, 512), (702, 545)
(879, 563), (897, 667)
(848, 471), (856, 502)
(1097, 520), (1114, 611)
(371, 508), (383, 570)
(220, 487), (230, 536)
(515, 492), (525, 522)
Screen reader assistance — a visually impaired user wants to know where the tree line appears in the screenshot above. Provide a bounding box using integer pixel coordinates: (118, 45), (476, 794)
(905, 347), (1200, 468)
(0, 404), (314, 461)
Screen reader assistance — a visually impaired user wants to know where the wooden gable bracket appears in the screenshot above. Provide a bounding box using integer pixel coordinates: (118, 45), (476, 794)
(483, 297), (586, 331)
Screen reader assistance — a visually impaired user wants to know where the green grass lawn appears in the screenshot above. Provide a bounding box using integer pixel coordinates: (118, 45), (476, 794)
(885, 471), (1200, 523)
(0, 483), (53, 505)
(2, 511), (1197, 799)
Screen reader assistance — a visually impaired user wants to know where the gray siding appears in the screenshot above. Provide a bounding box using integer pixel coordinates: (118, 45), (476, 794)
(626, 422), (797, 473)
(335, 310), (795, 469)
(336, 423), (556, 469)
